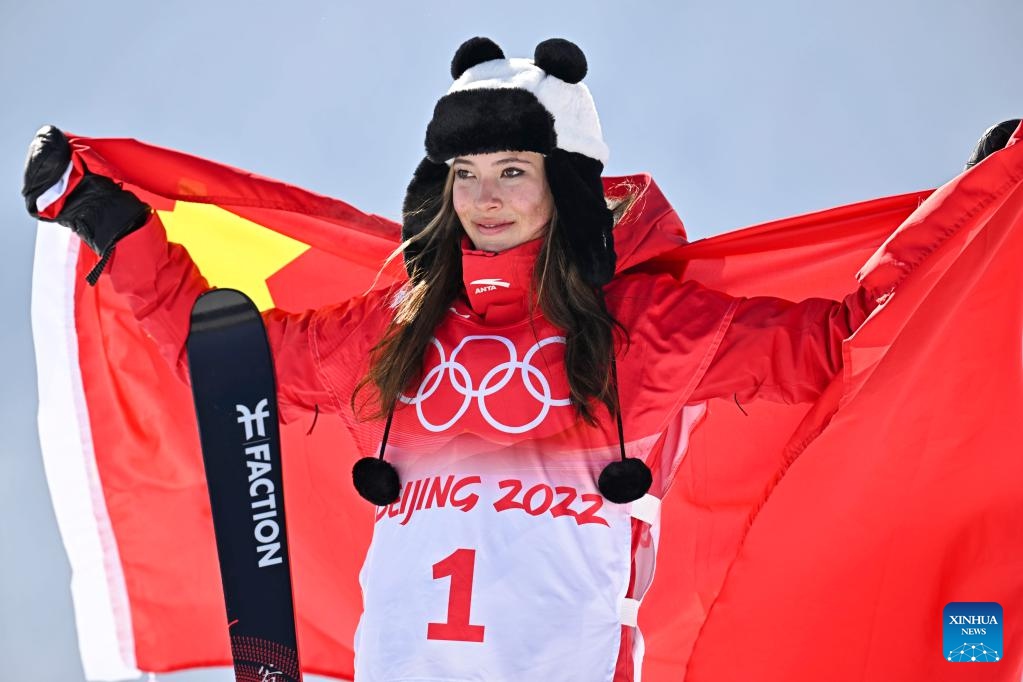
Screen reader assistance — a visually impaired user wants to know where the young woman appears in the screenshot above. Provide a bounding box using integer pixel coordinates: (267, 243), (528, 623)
(22, 36), (1015, 682)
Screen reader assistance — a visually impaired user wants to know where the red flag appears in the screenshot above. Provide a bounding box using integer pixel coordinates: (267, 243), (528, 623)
(31, 130), (1023, 681)
(680, 137), (1023, 681)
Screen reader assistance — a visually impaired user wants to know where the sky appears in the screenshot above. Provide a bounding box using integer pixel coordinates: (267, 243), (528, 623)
(1, 1), (1020, 680)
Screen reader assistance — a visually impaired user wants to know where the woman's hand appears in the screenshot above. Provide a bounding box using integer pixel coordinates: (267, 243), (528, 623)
(22, 125), (151, 283)
(964, 119), (1021, 170)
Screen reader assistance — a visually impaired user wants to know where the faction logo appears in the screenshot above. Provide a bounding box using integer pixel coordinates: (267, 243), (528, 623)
(944, 602), (1002, 662)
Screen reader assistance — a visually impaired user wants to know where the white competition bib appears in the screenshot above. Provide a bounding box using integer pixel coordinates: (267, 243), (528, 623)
(354, 441), (633, 682)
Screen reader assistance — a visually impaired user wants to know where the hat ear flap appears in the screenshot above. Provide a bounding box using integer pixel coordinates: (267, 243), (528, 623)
(545, 149), (615, 286)
(401, 157), (451, 279)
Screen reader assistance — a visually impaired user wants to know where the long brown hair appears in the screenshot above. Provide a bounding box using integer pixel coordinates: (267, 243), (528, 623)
(354, 167), (626, 425)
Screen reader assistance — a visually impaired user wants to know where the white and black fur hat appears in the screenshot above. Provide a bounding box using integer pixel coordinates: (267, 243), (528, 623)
(401, 37), (616, 286)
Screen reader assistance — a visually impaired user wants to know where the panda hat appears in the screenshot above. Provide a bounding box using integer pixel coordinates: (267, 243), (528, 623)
(401, 37), (616, 286)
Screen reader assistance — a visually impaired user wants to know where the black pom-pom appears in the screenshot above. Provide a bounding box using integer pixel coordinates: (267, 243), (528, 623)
(353, 457), (401, 506)
(534, 38), (587, 84)
(451, 37), (505, 79)
(597, 457), (652, 504)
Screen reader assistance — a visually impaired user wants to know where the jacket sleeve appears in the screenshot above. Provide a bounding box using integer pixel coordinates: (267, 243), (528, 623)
(690, 286), (875, 404)
(106, 211), (369, 422)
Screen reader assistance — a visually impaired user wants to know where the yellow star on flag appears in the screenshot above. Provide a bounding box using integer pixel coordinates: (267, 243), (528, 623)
(158, 201), (309, 311)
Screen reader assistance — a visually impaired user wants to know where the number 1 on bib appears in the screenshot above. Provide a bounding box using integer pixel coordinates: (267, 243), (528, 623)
(427, 548), (486, 643)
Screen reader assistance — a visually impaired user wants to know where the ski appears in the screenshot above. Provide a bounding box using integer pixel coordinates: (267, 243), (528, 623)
(187, 288), (302, 682)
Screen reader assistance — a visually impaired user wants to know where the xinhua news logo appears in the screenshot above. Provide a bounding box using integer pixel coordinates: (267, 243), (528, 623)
(944, 602), (1002, 662)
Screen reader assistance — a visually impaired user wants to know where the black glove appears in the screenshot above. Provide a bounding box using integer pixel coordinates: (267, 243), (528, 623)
(964, 119), (1021, 171)
(23, 125), (151, 284)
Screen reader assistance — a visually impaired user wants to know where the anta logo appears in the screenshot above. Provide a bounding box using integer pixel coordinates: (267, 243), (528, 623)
(469, 278), (511, 294)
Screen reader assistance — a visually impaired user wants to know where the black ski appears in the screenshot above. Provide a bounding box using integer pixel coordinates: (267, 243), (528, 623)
(187, 288), (302, 682)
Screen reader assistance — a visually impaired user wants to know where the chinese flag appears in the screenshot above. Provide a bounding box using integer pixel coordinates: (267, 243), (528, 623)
(31, 129), (1023, 681)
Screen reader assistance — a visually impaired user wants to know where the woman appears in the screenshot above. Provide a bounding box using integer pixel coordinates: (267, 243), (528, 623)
(22, 37), (1013, 682)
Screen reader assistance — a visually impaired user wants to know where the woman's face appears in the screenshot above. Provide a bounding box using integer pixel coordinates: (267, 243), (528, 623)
(451, 151), (554, 253)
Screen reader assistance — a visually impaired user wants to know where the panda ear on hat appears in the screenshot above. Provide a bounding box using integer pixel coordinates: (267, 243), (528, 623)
(451, 37), (505, 79)
(448, 35), (588, 84)
(534, 38), (587, 84)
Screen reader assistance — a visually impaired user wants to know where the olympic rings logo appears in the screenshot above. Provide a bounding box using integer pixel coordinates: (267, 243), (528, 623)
(399, 335), (570, 434)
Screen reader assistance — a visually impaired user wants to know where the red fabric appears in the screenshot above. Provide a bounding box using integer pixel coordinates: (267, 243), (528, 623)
(57, 131), (1023, 681)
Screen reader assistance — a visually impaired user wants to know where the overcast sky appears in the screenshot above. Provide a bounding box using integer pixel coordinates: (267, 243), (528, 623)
(1, 1), (1020, 680)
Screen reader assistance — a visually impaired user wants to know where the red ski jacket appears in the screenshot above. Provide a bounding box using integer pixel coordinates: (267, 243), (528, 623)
(109, 175), (874, 454)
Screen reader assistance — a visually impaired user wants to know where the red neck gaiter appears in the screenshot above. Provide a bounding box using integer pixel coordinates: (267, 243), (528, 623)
(459, 237), (543, 325)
